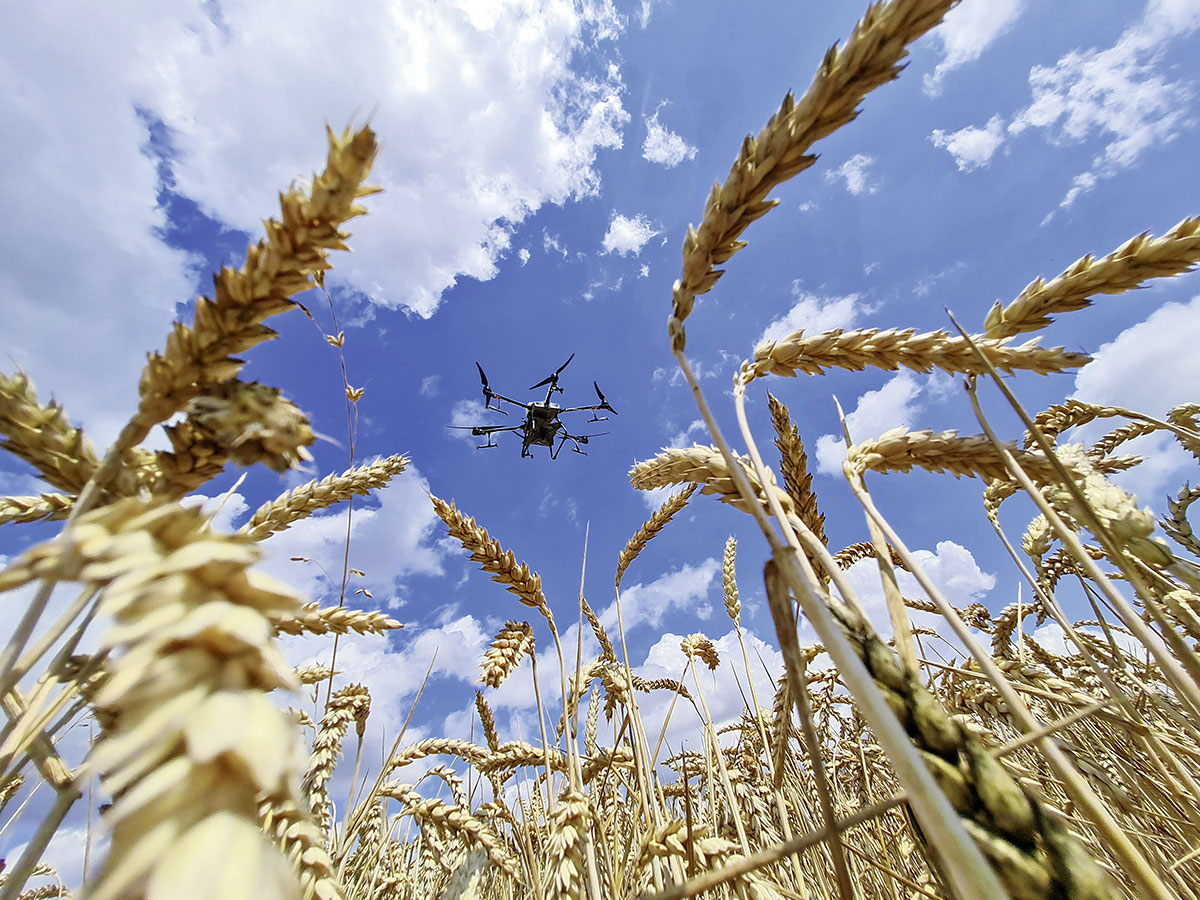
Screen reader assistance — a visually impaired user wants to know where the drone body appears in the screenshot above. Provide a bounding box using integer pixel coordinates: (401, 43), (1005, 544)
(450, 354), (616, 459)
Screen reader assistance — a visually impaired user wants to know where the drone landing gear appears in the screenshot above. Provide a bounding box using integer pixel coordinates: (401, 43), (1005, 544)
(587, 412), (609, 423)
(476, 438), (499, 450)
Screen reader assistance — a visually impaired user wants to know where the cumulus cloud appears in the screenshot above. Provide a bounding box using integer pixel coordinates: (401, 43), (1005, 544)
(843, 541), (996, 644)
(930, 114), (1007, 171)
(824, 153), (878, 195)
(1070, 293), (1200, 506)
(518, 247), (531, 266)
(923, 0), (1026, 96)
(1, 1), (629, 443)
(757, 289), (867, 347)
(815, 372), (924, 475)
(642, 105), (697, 167)
(601, 212), (659, 256)
(599, 560), (719, 634)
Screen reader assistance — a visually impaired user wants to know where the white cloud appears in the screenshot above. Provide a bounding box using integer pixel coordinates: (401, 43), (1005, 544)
(923, 0), (1026, 96)
(419, 374), (441, 397)
(667, 418), (707, 448)
(518, 248), (531, 266)
(642, 106), (697, 168)
(1070, 293), (1200, 506)
(824, 153), (878, 195)
(1, 1), (631, 443)
(600, 559), (719, 633)
(447, 398), (505, 446)
(601, 212), (659, 256)
(639, 264), (650, 278)
(913, 261), (966, 297)
(930, 114), (1007, 171)
(843, 541), (995, 642)
(756, 289), (867, 347)
(934, 0), (1199, 207)
(815, 372), (924, 475)
(543, 231), (568, 257)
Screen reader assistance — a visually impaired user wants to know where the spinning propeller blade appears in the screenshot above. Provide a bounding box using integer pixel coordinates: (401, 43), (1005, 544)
(530, 353), (575, 390)
(475, 362), (490, 392)
(593, 381), (617, 414)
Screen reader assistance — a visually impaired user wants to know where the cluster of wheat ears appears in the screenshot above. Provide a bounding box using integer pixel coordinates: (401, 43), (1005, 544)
(3, 1), (1200, 898)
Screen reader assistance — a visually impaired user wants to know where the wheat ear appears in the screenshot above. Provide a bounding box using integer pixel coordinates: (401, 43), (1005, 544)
(0, 494), (74, 526)
(240, 454), (409, 541)
(722, 537), (740, 626)
(27, 499), (312, 900)
(1162, 483), (1200, 558)
(382, 784), (520, 880)
(846, 427), (1065, 483)
(616, 484), (696, 588)
(670, 0), (959, 347)
(302, 683), (371, 831)
(743, 328), (1089, 382)
(431, 495), (551, 625)
(766, 392), (826, 547)
(274, 603), (403, 637)
(985, 216), (1200, 340)
(480, 621), (535, 689)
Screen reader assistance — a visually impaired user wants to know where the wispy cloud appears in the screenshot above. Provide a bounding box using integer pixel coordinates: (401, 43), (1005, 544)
(929, 0), (1199, 211)
(642, 104), (697, 167)
(601, 212), (660, 256)
(824, 154), (878, 195)
(930, 114), (1006, 171)
(923, 0), (1026, 96)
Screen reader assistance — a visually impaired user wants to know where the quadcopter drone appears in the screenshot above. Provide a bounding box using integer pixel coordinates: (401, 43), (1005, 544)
(449, 353), (617, 459)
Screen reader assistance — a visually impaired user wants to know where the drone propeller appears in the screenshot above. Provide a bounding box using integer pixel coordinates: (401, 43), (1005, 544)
(530, 352), (575, 391)
(593, 381), (617, 415)
(476, 362), (491, 393)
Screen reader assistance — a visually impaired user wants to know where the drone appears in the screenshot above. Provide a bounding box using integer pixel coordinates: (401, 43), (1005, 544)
(449, 353), (617, 459)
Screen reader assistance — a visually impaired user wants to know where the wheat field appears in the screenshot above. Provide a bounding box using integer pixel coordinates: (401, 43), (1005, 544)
(3, 1), (1200, 899)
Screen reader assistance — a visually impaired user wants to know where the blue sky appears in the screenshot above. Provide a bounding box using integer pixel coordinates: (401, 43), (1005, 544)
(3, 0), (1200, 874)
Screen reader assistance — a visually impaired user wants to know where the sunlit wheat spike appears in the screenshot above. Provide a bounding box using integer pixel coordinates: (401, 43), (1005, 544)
(0, 371), (150, 499)
(580, 597), (615, 662)
(846, 427), (1065, 483)
(386, 738), (491, 773)
(240, 454), (409, 540)
(1088, 421), (1158, 459)
(1162, 482), (1200, 558)
(294, 663), (338, 685)
(274, 603), (403, 637)
(475, 690), (499, 751)
(1168, 402), (1200, 463)
(985, 216), (1200, 340)
(0, 492), (74, 526)
(831, 540), (910, 572)
(616, 483), (696, 587)
(681, 633), (719, 670)
(1025, 399), (1125, 447)
(302, 683), (372, 831)
(44, 499), (309, 900)
(129, 125), (379, 449)
(722, 536), (741, 626)
(630, 445), (795, 523)
(767, 391), (826, 546)
(258, 796), (345, 900)
(543, 789), (590, 900)
(148, 381), (317, 498)
(431, 494), (551, 621)
(671, 0), (960, 341)
(480, 620), (534, 689)
(630, 674), (692, 702)
(743, 327), (1090, 382)
(382, 784), (520, 880)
